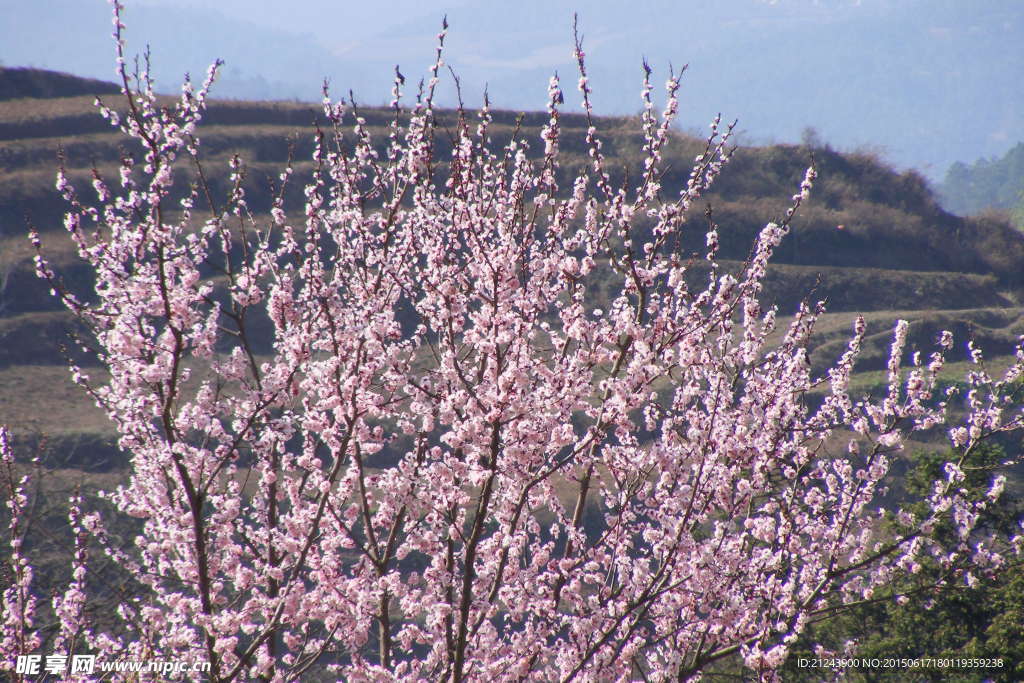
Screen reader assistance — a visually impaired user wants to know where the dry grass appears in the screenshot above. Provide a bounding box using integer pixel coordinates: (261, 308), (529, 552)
(0, 95), (99, 123)
(0, 364), (110, 436)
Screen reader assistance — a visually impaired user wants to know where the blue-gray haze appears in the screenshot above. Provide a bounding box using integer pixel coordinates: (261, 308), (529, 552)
(3, 0), (1021, 180)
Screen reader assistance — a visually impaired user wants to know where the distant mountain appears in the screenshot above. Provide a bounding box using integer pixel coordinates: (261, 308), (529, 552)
(3, 0), (1021, 179)
(0, 67), (120, 101)
(0, 0), (356, 102)
(941, 142), (1024, 227)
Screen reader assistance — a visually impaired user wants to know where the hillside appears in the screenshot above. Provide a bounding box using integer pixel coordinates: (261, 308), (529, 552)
(0, 66), (120, 102)
(1, 68), (1023, 468)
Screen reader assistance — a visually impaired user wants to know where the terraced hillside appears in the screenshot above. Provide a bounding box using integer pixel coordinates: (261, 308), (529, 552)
(1, 67), (1023, 470)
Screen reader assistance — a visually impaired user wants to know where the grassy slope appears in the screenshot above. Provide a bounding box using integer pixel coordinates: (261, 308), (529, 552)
(1, 68), (1022, 467)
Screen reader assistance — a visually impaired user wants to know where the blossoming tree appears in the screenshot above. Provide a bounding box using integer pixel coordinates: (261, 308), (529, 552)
(3, 4), (1024, 680)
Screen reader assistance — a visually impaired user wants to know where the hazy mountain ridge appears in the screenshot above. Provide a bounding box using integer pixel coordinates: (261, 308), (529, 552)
(941, 142), (1024, 227)
(0, 67), (121, 102)
(2, 0), (1021, 178)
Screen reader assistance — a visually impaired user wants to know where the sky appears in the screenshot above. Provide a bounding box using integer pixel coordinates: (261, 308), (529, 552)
(3, 0), (1022, 180)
